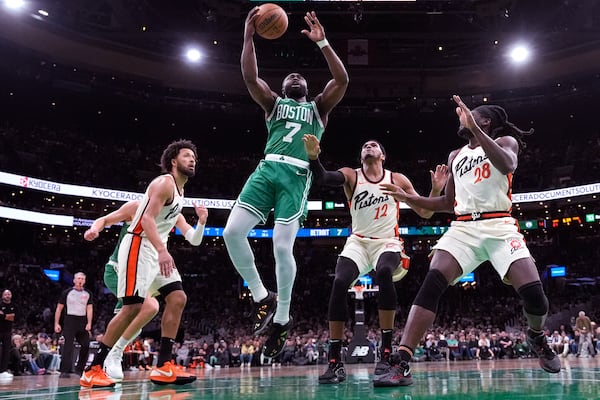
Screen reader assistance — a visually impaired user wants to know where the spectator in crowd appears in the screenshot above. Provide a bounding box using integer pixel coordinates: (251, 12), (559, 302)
(0, 289), (15, 378)
(19, 335), (45, 375)
(7, 334), (24, 376)
(229, 340), (241, 367)
(241, 339), (255, 367)
(36, 333), (55, 372)
(575, 311), (594, 357)
(498, 331), (514, 359)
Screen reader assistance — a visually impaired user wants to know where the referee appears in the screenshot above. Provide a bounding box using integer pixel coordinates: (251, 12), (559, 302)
(54, 272), (93, 378)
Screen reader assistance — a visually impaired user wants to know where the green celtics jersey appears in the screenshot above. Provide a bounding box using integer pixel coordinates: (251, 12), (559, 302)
(265, 97), (324, 161)
(108, 223), (129, 263)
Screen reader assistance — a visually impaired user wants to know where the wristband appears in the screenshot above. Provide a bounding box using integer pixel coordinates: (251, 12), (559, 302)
(316, 39), (330, 49)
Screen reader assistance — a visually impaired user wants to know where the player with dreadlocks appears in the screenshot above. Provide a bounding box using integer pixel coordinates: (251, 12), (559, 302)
(377, 95), (560, 387)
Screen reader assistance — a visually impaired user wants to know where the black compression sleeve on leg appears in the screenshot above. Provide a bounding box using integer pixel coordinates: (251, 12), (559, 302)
(309, 158), (345, 186)
(375, 252), (401, 310)
(412, 269), (449, 313)
(328, 256), (360, 321)
(517, 281), (548, 316)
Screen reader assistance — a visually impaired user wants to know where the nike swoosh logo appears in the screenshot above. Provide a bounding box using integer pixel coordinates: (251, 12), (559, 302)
(403, 369), (410, 377)
(295, 171), (307, 176)
(153, 369), (173, 377)
(81, 374), (93, 383)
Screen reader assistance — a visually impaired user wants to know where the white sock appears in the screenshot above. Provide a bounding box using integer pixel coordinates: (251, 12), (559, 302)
(272, 221), (299, 325)
(111, 329), (142, 355)
(223, 206), (268, 301)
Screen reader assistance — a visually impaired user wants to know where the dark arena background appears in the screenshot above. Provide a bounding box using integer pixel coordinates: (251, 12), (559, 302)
(0, 0), (599, 399)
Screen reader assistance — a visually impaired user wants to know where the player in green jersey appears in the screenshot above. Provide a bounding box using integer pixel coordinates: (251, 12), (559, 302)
(223, 8), (349, 359)
(84, 200), (140, 313)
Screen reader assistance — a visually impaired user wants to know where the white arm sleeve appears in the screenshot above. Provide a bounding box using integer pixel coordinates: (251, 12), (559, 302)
(184, 224), (206, 246)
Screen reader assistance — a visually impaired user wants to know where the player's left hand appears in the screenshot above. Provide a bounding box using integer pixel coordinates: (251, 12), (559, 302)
(430, 164), (449, 193)
(301, 11), (325, 42)
(453, 95), (480, 133)
(192, 201), (208, 225)
(380, 183), (409, 202)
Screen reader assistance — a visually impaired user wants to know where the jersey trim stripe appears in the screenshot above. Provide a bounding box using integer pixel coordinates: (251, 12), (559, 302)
(266, 97), (282, 122)
(311, 101), (324, 129)
(125, 235), (141, 297)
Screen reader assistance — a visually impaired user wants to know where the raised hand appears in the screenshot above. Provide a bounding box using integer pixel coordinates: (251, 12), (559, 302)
(302, 134), (321, 160)
(453, 95), (479, 133)
(244, 7), (260, 38)
(430, 164), (449, 193)
(301, 11), (325, 42)
(192, 201), (208, 225)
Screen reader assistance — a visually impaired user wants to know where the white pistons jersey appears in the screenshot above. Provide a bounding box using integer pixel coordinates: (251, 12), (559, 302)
(128, 174), (184, 244)
(349, 168), (400, 239)
(452, 145), (513, 215)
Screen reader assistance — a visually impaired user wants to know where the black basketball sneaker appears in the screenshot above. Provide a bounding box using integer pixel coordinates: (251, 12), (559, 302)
(251, 291), (277, 335)
(318, 361), (347, 384)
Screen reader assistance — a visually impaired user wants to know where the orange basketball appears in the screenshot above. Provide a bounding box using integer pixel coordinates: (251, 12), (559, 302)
(254, 3), (288, 40)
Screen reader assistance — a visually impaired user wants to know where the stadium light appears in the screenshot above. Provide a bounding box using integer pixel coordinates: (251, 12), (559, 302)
(185, 48), (202, 63)
(4, 0), (25, 9)
(509, 44), (530, 63)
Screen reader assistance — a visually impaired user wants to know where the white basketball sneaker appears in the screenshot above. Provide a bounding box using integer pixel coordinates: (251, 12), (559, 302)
(103, 351), (124, 381)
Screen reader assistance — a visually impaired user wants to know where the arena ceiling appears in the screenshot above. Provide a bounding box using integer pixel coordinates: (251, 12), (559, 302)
(26, 0), (600, 68)
(0, 0), (599, 97)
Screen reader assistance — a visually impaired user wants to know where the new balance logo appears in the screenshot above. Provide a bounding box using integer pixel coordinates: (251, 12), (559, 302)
(350, 346), (370, 357)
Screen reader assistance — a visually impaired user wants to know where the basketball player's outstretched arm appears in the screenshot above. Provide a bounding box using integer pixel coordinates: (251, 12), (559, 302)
(303, 133), (353, 189)
(381, 151), (457, 213)
(84, 200), (139, 241)
(175, 201), (208, 246)
(391, 164), (448, 219)
(301, 12), (349, 123)
(241, 7), (278, 114)
(453, 95), (519, 174)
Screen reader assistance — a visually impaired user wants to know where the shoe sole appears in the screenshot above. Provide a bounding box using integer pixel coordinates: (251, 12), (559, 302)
(79, 381), (116, 388)
(373, 379), (413, 387)
(150, 376), (197, 386)
(318, 378), (345, 384)
(539, 360), (561, 373)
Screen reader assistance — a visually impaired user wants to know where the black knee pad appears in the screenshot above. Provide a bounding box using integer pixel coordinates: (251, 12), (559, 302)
(122, 296), (144, 305)
(328, 256), (359, 321)
(158, 281), (184, 298)
(413, 269), (448, 313)
(517, 281), (548, 316)
(376, 252), (400, 311)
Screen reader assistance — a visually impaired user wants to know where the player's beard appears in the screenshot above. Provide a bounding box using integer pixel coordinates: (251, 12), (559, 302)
(178, 163), (195, 178)
(285, 85), (307, 100)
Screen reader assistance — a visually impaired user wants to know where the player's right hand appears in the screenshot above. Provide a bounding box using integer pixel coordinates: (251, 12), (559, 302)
(302, 134), (321, 159)
(244, 7), (260, 37)
(158, 250), (175, 278)
(54, 323), (61, 333)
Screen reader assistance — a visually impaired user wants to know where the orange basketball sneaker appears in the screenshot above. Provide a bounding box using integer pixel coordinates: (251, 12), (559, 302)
(79, 365), (117, 388)
(150, 362), (197, 385)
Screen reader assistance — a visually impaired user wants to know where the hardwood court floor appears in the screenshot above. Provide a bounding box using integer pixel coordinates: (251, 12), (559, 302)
(0, 357), (598, 400)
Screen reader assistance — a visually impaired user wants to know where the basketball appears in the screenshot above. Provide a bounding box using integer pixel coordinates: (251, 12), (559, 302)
(254, 3), (288, 40)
